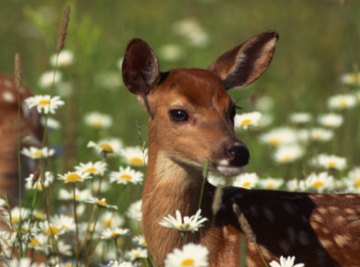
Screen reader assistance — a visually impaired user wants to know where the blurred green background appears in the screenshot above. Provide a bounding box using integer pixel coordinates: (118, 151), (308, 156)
(1, 0), (359, 174)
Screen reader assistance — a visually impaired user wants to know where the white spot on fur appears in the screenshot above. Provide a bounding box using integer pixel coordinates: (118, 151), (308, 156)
(2, 91), (15, 102)
(319, 239), (333, 248)
(334, 234), (351, 247)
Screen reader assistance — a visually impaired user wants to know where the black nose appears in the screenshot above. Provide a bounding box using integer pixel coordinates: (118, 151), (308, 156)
(227, 143), (250, 166)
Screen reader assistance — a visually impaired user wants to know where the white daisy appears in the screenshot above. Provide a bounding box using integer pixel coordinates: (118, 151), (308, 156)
(345, 167), (360, 192)
(273, 145), (304, 164)
(25, 171), (54, 191)
(99, 211), (124, 229)
(107, 261), (134, 267)
(42, 116), (61, 129)
(318, 113), (343, 128)
(87, 138), (123, 155)
(159, 209), (207, 232)
(21, 146), (55, 159)
(305, 172), (335, 193)
(340, 71), (360, 86)
(173, 18), (209, 47)
(7, 207), (30, 224)
(312, 154), (347, 171)
(259, 178), (284, 190)
(52, 214), (76, 232)
(289, 112), (312, 124)
(75, 161), (107, 176)
(100, 227), (130, 240)
(232, 172), (258, 189)
(164, 243), (209, 267)
(38, 70), (62, 88)
(126, 200), (142, 222)
(28, 233), (47, 250)
(58, 171), (91, 184)
(328, 94), (357, 110)
(254, 96), (274, 112)
(25, 95), (65, 114)
(260, 127), (298, 147)
(58, 188), (92, 201)
(121, 147), (148, 167)
(110, 166), (144, 185)
(132, 235), (147, 248)
(234, 111), (262, 129)
(309, 128), (334, 142)
(127, 247), (148, 261)
(85, 197), (118, 210)
(286, 179), (306, 192)
(84, 112), (113, 129)
(50, 50), (74, 67)
(159, 44), (184, 62)
(39, 220), (64, 236)
(270, 256), (304, 267)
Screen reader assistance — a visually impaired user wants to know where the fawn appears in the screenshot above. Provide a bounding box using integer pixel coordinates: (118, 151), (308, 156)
(0, 74), (43, 204)
(122, 32), (360, 267)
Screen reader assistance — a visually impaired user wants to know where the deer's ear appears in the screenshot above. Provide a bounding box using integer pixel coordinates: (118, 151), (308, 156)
(122, 39), (160, 96)
(208, 31), (279, 90)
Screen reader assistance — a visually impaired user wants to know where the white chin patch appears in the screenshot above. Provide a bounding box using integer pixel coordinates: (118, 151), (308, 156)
(216, 165), (243, 177)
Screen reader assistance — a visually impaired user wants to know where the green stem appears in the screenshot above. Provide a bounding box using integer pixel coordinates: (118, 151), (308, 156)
(73, 183), (80, 267)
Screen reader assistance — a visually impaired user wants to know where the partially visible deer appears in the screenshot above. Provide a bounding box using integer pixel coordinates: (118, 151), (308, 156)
(122, 32), (360, 267)
(0, 74), (43, 204)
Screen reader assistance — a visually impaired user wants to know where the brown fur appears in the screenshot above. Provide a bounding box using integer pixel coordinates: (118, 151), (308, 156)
(0, 74), (43, 203)
(122, 32), (360, 267)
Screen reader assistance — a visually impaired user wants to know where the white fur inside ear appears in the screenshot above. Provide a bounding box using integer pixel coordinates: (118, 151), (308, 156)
(263, 37), (277, 52)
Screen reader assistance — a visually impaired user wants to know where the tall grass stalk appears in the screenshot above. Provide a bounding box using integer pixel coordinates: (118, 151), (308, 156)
(197, 160), (209, 211)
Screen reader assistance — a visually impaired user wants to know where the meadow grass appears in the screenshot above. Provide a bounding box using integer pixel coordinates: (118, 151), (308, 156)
(0, 0), (359, 266)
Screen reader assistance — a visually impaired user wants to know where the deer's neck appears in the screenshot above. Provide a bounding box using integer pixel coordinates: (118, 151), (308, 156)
(142, 142), (241, 267)
(142, 139), (209, 264)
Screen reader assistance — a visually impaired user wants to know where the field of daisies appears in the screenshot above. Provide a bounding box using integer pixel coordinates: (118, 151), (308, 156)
(0, 1), (360, 267)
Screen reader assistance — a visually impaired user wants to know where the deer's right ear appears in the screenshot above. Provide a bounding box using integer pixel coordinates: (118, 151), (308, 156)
(122, 39), (160, 96)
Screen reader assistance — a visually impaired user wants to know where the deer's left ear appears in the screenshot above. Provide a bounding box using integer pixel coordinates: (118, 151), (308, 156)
(208, 31), (279, 90)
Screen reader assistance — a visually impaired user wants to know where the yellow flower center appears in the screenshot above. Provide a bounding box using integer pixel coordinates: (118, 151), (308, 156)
(181, 258), (195, 267)
(130, 157), (144, 166)
(31, 150), (42, 158)
(11, 215), (20, 224)
(242, 182), (252, 188)
(65, 173), (81, 183)
(34, 211), (46, 220)
(38, 99), (50, 107)
(241, 119), (252, 126)
(110, 232), (120, 238)
(91, 119), (103, 128)
(97, 198), (108, 206)
(266, 182), (275, 189)
(35, 181), (43, 191)
(355, 178), (360, 189)
(103, 219), (113, 228)
(100, 143), (114, 153)
(120, 174), (133, 181)
(338, 99), (348, 108)
(86, 167), (97, 174)
(326, 161), (337, 168)
(30, 238), (40, 247)
(312, 181), (325, 189)
(45, 226), (61, 236)
(280, 156), (291, 163)
(269, 138), (280, 146)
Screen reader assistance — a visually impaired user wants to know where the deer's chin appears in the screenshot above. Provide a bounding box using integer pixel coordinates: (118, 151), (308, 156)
(215, 165), (243, 177)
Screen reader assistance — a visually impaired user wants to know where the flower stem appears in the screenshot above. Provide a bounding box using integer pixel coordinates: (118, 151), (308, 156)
(73, 183), (80, 267)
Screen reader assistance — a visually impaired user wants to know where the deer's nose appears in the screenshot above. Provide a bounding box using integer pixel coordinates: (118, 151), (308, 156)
(227, 143), (250, 167)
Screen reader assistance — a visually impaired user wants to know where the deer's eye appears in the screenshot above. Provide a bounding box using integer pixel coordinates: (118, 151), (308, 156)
(169, 109), (189, 122)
